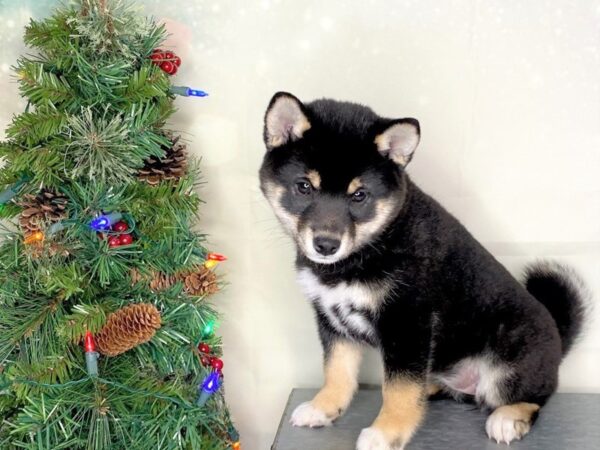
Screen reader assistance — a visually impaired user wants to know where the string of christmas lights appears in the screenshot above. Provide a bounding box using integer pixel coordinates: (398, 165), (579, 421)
(0, 178), (28, 213)
(82, 320), (227, 408)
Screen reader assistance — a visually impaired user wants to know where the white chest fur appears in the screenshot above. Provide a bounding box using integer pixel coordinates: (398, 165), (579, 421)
(296, 268), (387, 342)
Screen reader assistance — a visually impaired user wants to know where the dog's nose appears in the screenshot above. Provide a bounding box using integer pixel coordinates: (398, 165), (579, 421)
(313, 236), (340, 256)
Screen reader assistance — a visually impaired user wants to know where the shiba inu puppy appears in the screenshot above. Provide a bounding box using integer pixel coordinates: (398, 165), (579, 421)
(259, 92), (588, 450)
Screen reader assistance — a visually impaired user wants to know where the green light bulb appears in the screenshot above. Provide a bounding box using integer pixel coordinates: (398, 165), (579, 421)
(202, 321), (215, 338)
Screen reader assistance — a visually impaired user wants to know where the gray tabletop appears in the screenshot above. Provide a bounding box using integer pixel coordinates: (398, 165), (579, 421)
(273, 388), (600, 450)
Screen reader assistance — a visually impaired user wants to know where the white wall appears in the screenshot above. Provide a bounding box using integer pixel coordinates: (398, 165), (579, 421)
(1, 1), (599, 449)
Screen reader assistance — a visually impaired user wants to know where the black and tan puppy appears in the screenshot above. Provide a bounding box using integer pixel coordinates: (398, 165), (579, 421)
(259, 92), (587, 450)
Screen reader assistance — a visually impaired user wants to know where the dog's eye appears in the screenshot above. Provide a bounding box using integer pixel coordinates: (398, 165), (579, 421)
(352, 189), (367, 202)
(296, 180), (313, 195)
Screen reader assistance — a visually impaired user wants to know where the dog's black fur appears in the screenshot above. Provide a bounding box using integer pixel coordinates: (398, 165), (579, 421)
(260, 92), (587, 447)
(309, 181), (583, 404)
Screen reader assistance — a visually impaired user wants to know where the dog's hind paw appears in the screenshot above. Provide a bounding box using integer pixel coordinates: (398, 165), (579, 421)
(290, 401), (333, 428)
(356, 427), (403, 450)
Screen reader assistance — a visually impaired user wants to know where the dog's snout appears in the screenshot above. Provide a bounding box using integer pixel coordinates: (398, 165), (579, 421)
(313, 236), (340, 256)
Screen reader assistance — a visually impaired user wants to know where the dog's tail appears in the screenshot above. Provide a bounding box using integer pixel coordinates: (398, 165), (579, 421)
(524, 261), (589, 357)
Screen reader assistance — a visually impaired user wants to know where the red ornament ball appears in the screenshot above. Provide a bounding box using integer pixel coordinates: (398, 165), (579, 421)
(113, 221), (129, 232)
(198, 343), (211, 354)
(200, 355), (211, 367)
(108, 236), (121, 247)
(173, 56), (182, 67)
(211, 357), (224, 371)
(150, 52), (163, 63)
(119, 234), (134, 245)
(160, 61), (175, 74)
(164, 51), (175, 60)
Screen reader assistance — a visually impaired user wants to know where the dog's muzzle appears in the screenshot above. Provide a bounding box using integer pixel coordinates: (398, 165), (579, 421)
(313, 236), (341, 256)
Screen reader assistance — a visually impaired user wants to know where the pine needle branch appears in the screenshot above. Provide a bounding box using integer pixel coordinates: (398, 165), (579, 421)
(56, 303), (110, 346)
(6, 107), (68, 147)
(118, 64), (170, 103)
(17, 61), (74, 108)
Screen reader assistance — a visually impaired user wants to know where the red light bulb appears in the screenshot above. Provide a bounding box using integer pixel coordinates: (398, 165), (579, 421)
(84, 331), (96, 353)
(207, 253), (227, 261)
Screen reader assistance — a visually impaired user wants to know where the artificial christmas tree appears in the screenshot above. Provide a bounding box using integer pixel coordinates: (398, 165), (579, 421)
(0, 1), (238, 448)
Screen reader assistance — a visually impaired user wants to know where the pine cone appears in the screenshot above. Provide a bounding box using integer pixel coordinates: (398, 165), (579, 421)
(183, 266), (219, 296)
(138, 135), (187, 186)
(96, 303), (161, 357)
(131, 268), (178, 291)
(132, 266), (219, 297)
(150, 271), (179, 291)
(129, 268), (144, 285)
(18, 189), (68, 233)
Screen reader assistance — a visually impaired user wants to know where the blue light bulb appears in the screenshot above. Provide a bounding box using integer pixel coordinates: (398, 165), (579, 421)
(202, 371), (221, 394)
(196, 371), (221, 406)
(90, 212), (123, 231)
(90, 217), (109, 230)
(170, 85), (208, 98)
(188, 89), (208, 97)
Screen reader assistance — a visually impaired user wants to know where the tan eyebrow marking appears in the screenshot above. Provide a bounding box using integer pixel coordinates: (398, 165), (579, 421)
(306, 170), (321, 189)
(347, 177), (363, 195)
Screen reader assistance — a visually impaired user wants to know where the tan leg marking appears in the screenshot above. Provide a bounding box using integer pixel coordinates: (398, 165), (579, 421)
(372, 378), (426, 445)
(426, 383), (442, 396)
(311, 341), (362, 416)
(486, 402), (540, 444)
(290, 341), (362, 427)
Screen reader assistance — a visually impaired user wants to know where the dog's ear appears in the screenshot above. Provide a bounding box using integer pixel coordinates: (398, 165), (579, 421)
(264, 92), (311, 150)
(374, 118), (420, 166)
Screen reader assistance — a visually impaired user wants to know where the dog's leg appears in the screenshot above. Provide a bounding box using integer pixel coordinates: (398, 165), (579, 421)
(291, 340), (363, 427)
(356, 377), (426, 450)
(485, 402), (540, 444)
(356, 299), (433, 450)
(426, 383), (442, 396)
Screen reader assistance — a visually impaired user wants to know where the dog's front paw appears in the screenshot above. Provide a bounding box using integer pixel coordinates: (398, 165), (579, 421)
(485, 409), (531, 444)
(356, 427), (403, 450)
(290, 401), (333, 428)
